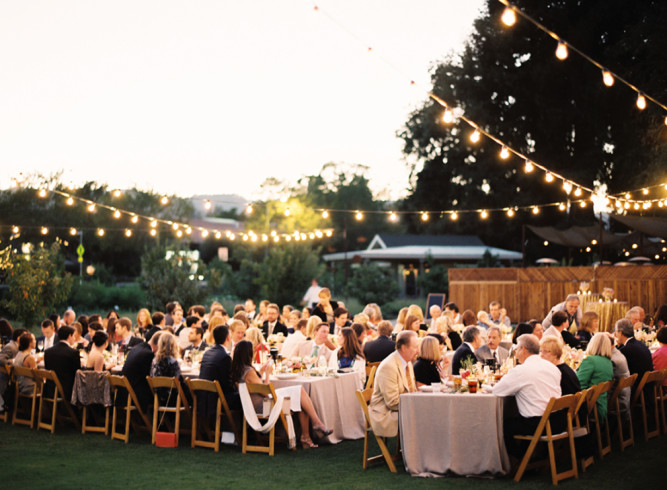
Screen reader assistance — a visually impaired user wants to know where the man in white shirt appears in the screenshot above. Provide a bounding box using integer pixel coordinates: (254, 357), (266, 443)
(300, 278), (322, 308)
(281, 319), (308, 358)
(488, 301), (511, 327)
(492, 334), (561, 457)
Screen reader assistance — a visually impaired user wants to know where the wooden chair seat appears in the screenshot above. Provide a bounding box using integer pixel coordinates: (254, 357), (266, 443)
(241, 382), (294, 456)
(513, 393), (581, 486)
(187, 378), (240, 452)
(355, 388), (401, 473)
(146, 376), (191, 446)
(33, 369), (80, 433)
(108, 375), (151, 443)
(11, 366), (40, 428)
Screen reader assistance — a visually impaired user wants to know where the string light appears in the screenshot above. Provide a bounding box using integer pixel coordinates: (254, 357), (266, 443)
(555, 42), (568, 60)
(66, 197), (74, 206)
(574, 188), (582, 197)
(469, 129), (481, 143)
(87, 203), (96, 213)
(355, 211), (363, 221)
(215, 231), (222, 239)
(636, 93), (647, 110)
(131, 215), (139, 224)
(69, 227), (77, 236)
(442, 109), (454, 123)
(499, 146), (510, 159)
(41, 226), (49, 235)
(480, 210), (488, 219)
(38, 189), (47, 198)
(246, 204), (253, 215)
(531, 206), (540, 214)
(204, 200), (212, 210)
(176, 230), (183, 238)
(602, 70), (614, 87)
(284, 207), (291, 217)
(112, 189), (122, 198)
(321, 210), (329, 219)
(150, 229), (157, 237)
(201, 230), (209, 238)
(501, 7), (516, 26)
(113, 210), (121, 219)
(150, 220), (158, 228)
(506, 209), (515, 217)
(160, 196), (169, 205)
(580, 201), (587, 208)
(125, 229), (132, 237)
(642, 188), (649, 195)
(558, 203), (566, 211)
(524, 160), (534, 173)
(450, 212), (458, 220)
(545, 173), (554, 183)
(562, 182), (572, 194)
(12, 226), (20, 234)
(421, 212), (429, 222)
(185, 227), (192, 235)
(389, 211), (398, 222)
(97, 228), (105, 236)
(172, 223), (179, 231)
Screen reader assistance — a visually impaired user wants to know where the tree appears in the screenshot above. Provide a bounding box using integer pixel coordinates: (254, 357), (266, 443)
(345, 263), (400, 306)
(400, 0), (667, 253)
(0, 243), (73, 328)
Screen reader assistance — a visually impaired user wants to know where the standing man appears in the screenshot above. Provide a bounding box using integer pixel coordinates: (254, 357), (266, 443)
(542, 294), (582, 331)
(369, 330), (418, 437)
(301, 278), (322, 308)
(44, 326), (80, 403)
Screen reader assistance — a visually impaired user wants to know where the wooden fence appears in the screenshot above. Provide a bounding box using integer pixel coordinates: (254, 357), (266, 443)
(448, 266), (667, 326)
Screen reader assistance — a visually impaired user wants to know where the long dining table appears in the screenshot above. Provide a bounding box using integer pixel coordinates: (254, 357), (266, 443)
(399, 390), (510, 477)
(270, 371), (365, 444)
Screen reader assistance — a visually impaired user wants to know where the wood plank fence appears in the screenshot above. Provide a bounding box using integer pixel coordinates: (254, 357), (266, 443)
(448, 266), (667, 325)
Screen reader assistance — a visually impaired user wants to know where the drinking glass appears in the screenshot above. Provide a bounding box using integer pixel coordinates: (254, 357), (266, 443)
(468, 378), (478, 393)
(37, 340), (44, 352)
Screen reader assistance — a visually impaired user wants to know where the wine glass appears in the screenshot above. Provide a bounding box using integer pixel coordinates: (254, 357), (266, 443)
(37, 340), (44, 353)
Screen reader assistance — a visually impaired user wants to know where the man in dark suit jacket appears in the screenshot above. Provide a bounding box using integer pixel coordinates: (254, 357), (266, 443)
(475, 326), (509, 367)
(199, 325), (240, 414)
(329, 307), (351, 335)
(36, 319), (59, 352)
(144, 312), (165, 343)
(452, 326), (483, 376)
(363, 321), (396, 364)
(116, 317), (144, 351)
(615, 319), (654, 396)
(261, 303), (288, 339)
(44, 326), (80, 402)
(121, 332), (161, 411)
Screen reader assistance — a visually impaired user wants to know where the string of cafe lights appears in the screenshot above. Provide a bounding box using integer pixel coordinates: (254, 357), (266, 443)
(14, 188), (334, 244)
(310, 2), (666, 214)
(497, 0), (667, 124)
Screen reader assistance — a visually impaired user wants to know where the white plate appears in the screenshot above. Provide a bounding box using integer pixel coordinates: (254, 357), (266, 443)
(275, 373), (298, 380)
(418, 385), (436, 392)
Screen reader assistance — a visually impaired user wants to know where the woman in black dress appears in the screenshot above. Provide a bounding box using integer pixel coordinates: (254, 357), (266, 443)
(413, 336), (444, 387)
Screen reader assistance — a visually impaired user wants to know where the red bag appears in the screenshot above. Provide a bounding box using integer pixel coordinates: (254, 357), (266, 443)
(155, 432), (178, 448)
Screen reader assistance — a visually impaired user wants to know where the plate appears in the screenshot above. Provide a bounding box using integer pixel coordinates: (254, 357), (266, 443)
(275, 373), (298, 380)
(418, 385), (437, 392)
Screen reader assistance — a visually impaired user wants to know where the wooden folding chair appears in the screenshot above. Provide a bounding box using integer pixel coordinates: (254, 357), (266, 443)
(0, 364), (13, 423)
(607, 374), (637, 451)
(513, 393), (580, 486)
(592, 380), (615, 458)
(365, 365), (378, 391)
(631, 370), (663, 442)
(33, 369), (80, 433)
(241, 382), (294, 456)
(355, 388), (401, 473)
(658, 368), (667, 434)
(11, 366), (40, 428)
(72, 371), (111, 436)
(146, 376), (191, 446)
(572, 387), (598, 472)
(108, 375), (152, 443)
(187, 378), (240, 452)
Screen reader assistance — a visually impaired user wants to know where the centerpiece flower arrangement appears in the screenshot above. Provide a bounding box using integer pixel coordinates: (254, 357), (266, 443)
(562, 345), (586, 369)
(602, 287), (615, 302)
(267, 333), (285, 347)
(634, 329), (656, 346)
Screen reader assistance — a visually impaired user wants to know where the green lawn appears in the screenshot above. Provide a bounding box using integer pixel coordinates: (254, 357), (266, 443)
(0, 422), (665, 489)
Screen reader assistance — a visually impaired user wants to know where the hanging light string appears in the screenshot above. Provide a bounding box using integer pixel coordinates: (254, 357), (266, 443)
(26, 188), (333, 243)
(497, 0), (667, 119)
(311, 2), (665, 209)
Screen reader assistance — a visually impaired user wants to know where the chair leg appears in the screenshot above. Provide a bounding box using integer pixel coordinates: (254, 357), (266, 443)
(362, 431), (369, 469)
(82, 406), (87, 434)
(242, 418), (248, 454)
(513, 437), (540, 482)
(124, 404), (132, 443)
(151, 406), (158, 445)
(374, 436), (398, 473)
(50, 398), (58, 434)
(269, 426), (275, 456)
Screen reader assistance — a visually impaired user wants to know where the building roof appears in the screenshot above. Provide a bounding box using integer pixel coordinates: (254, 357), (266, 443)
(369, 234), (485, 249)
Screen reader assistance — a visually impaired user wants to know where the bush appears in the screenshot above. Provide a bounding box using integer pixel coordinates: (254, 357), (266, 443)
(68, 281), (146, 313)
(417, 264), (449, 296)
(345, 263), (400, 306)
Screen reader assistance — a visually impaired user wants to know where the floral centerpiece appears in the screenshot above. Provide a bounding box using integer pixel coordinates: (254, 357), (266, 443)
(267, 333), (285, 347)
(602, 287), (614, 302)
(634, 329), (656, 346)
(562, 345), (586, 369)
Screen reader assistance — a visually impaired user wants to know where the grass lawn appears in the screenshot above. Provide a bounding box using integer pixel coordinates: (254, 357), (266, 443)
(1, 421), (665, 489)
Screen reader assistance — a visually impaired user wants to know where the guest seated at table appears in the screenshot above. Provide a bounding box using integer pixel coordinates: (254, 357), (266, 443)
(576, 311), (599, 343)
(512, 323), (533, 348)
(13, 332), (37, 395)
(445, 302), (462, 324)
(44, 326), (80, 403)
(543, 311), (580, 348)
(122, 331), (162, 411)
(329, 307), (351, 335)
(183, 326), (208, 357)
(311, 288), (339, 324)
(492, 334), (562, 457)
(604, 332), (632, 418)
(431, 316), (462, 351)
(229, 319), (247, 354)
(363, 320), (396, 364)
(393, 307), (408, 334)
(476, 310), (494, 330)
(203, 316), (225, 347)
(261, 303), (288, 339)
(461, 309), (477, 328)
(71, 321), (87, 350)
(402, 314), (421, 335)
(199, 325), (239, 410)
(281, 319), (308, 359)
(231, 340), (331, 449)
(286, 309), (301, 335)
(299, 322), (334, 362)
(116, 317), (144, 352)
(652, 327), (667, 389)
(540, 336), (581, 395)
(577, 333), (614, 420)
(86, 331), (112, 372)
(245, 327), (269, 364)
(351, 321), (368, 345)
(451, 326), (483, 376)
(489, 301), (511, 327)
(615, 318), (653, 398)
(363, 303), (383, 330)
(329, 327), (365, 383)
(413, 336), (443, 387)
(369, 330), (418, 437)
(475, 326), (509, 368)
(135, 308), (152, 338)
(149, 333), (187, 406)
(655, 304), (667, 328)
(144, 312), (164, 343)
(528, 319), (543, 340)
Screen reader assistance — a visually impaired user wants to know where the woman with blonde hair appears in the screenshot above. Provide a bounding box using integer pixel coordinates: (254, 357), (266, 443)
(150, 333), (184, 406)
(406, 304), (424, 324)
(135, 308), (152, 337)
(576, 332), (613, 419)
(413, 336), (443, 386)
(203, 316), (226, 346)
(312, 288), (339, 323)
(306, 315), (323, 340)
(431, 316), (462, 350)
(577, 311), (599, 343)
(245, 326), (270, 363)
(540, 337), (580, 395)
(393, 307), (409, 333)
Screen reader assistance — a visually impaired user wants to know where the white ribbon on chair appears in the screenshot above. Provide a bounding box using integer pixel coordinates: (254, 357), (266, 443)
(238, 383), (296, 449)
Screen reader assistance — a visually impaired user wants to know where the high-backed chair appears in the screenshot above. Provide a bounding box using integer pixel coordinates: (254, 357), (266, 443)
(146, 376), (191, 446)
(572, 387), (599, 472)
(33, 369), (80, 433)
(607, 374), (637, 451)
(187, 378), (240, 452)
(11, 366), (40, 428)
(365, 365), (378, 391)
(72, 370), (111, 435)
(108, 375), (152, 443)
(355, 388), (401, 473)
(592, 380), (614, 458)
(513, 393), (581, 486)
(631, 370), (664, 441)
(241, 382), (293, 456)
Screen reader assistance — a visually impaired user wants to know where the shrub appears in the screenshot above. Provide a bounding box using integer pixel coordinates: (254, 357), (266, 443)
(345, 263), (399, 306)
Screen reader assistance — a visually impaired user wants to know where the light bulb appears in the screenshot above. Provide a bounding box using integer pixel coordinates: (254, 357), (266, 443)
(150, 229), (157, 237)
(642, 188), (649, 195)
(321, 210), (329, 219)
(160, 196), (169, 205)
(185, 227), (192, 235)
(532, 207), (540, 214)
(544, 241), (549, 246)
(574, 188), (582, 197)
(125, 229), (132, 237)
(11, 225), (19, 234)
(634, 203), (640, 210)
(273, 236), (279, 242)
(131, 215), (139, 224)
(112, 189), (122, 198)
(562, 182), (572, 194)
(69, 227), (77, 236)
(113, 210), (121, 219)
(421, 212), (429, 221)
(285, 236), (292, 242)
(602, 70), (614, 87)
(389, 212), (398, 222)
(355, 211), (363, 221)
(87, 203), (96, 212)
(507, 209), (514, 217)
(38, 188), (47, 198)
(591, 239), (598, 245)
(624, 202), (630, 209)
(325, 230), (333, 237)
(41, 226), (49, 235)
(580, 201), (587, 208)
(215, 231), (222, 239)
(555, 42), (568, 60)
(308, 233), (315, 240)
(500, 147), (510, 159)
(284, 208), (291, 217)
(545, 173), (554, 183)
(97, 228), (105, 236)
(150, 220), (157, 228)
(262, 234), (269, 242)
(480, 210), (488, 219)
(558, 203), (566, 211)
(442, 109), (454, 123)
(636, 93), (646, 110)
(201, 230), (209, 238)
(524, 160), (534, 173)
(501, 7), (516, 26)
(450, 212), (458, 221)
(172, 223), (179, 230)
(664, 116), (667, 126)
(469, 129), (481, 143)
(586, 247), (591, 253)
(204, 200), (212, 210)
(66, 197), (74, 206)
(176, 230), (183, 238)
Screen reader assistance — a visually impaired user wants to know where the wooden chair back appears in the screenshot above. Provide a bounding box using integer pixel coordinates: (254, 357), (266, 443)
(241, 382), (292, 456)
(187, 378), (240, 452)
(658, 368), (667, 434)
(365, 365), (378, 391)
(355, 388), (399, 473)
(636, 370), (664, 441)
(146, 376), (190, 446)
(108, 375), (151, 443)
(11, 366), (40, 428)
(608, 374), (637, 451)
(32, 369), (80, 433)
(593, 380), (615, 458)
(74, 370), (110, 436)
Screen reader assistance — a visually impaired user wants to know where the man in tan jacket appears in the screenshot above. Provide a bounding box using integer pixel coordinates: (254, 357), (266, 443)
(369, 330), (418, 437)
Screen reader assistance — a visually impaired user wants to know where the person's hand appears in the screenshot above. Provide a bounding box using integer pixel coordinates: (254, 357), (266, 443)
(260, 360), (274, 375)
(500, 308), (507, 319)
(439, 357), (451, 371)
